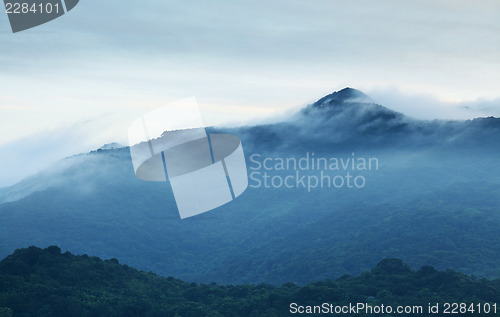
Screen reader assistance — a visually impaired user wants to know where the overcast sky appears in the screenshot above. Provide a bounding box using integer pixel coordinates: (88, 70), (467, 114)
(1, 0), (500, 187)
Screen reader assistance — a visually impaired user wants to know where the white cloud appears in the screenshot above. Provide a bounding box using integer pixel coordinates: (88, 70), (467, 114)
(0, 116), (122, 188)
(367, 87), (500, 120)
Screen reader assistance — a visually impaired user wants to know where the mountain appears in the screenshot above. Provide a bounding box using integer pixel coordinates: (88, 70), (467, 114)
(0, 246), (498, 317)
(235, 87), (500, 153)
(98, 143), (126, 151)
(0, 88), (499, 285)
(302, 87), (403, 122)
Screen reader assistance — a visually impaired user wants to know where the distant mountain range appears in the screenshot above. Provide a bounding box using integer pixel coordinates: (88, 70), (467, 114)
(0, 88), (499, 285)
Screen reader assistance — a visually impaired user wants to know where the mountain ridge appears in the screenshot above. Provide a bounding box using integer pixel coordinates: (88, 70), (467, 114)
(1, 246), (498, 317)
(0, 88), (499, 285)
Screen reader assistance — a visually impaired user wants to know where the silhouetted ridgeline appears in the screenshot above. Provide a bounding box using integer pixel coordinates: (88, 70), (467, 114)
(0, 246), (498, 317)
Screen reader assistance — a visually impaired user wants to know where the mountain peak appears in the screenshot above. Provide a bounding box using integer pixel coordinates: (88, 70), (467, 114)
(98, 143), (125, 151)
(298, 87), (405, 127)
(313, 87), (374, 108)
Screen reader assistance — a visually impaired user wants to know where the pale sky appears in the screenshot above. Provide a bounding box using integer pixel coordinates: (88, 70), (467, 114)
(1, 0), (500, 187)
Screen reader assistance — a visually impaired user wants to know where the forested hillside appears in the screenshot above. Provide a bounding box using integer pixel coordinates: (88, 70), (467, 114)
(0, 246), (498, 317)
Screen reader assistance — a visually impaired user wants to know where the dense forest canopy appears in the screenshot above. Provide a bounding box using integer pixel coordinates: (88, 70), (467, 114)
(0, 246), (498, 317)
